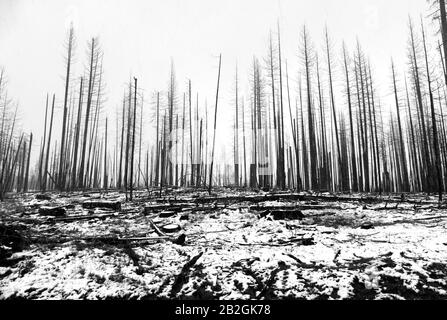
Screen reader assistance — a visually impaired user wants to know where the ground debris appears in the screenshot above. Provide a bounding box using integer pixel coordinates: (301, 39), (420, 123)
(170, 252), (204, 298)
(1, 189), (447, 300)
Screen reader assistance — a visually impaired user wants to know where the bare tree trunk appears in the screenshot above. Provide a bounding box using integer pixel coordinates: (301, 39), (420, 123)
(39, 94), (49, 190)
(189, 80), (194, 186)
(103, 117), (108, 190)
(129, 77), (138, 201)
(58, 25), (74, 191)
(439, 0), (447, 86)
(118, 96), (125, 189)
(43, 95), (56, 192)
(277, 23), (286, 190)
(409, 19), (432, 191)
(234, 66), (240, 186)
(421, 19), (443, 200)
(303, 26), (318, 190)
(325, 28), (342, 190)
(208, 54), (222, 195)
(138, 95), (143, 188)
(154, 92), (160, 187)
(71, 79), (83, 190)
(405, 76), (421, 191)
(124, 81), (132, 198)
(79, 38), (97, 189)
(342, 43), (358, 192)
(242, 100), (247, 187)
(24, 133), (32, 192)
(181, 93), (185, 186)
(391, 61), (410, 192)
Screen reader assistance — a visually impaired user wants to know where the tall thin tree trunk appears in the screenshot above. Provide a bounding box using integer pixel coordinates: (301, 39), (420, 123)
(43, 95), (56, 192)
(58, 25), (74, 191)
(208, 54), (222, 195)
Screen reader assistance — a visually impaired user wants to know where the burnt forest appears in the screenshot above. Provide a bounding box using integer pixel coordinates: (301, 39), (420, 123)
(1, 0), (447, 301)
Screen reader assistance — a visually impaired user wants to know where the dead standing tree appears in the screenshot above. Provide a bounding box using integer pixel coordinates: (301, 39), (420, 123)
(342, 43), (358, 192)
(234, 65), (240, 186)
(78, 38), (102, 190)
(421, 18), (443, 200)
(391, 61), (410, 192)
(325, 27), (344, 191)
(129, 77), (138, 201)
(58, 24), (75, 191)
(43, 95), (55, 192)
(301, 25), (318, 191)
(208, 54), (222, 195)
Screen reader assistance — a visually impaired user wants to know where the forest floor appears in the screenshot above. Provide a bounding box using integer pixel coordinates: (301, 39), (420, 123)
(1, 188), (447, 300)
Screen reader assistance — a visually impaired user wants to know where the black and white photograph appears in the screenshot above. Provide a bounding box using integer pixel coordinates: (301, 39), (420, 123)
(0, 0), (447, 311)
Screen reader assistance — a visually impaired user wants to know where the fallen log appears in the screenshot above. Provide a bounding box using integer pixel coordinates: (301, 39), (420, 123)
(250, 205), (343, 211)
(170, 252), (204, 298)
(38, 206), (66, 217)
(159, 211), (176, 218)
(285, 254), (317, 269)
(144, 203), (195, 214)
(144, 203), (226, 215)
(360, 222), (374, 230)
(238, 236), (315, 247)
(82, 201), (121, 211)
(257, 261), (289, 299)
(35, 194), (52, 201)
(49, 213), (118, 223)
(375, 215), (447, 227)
(148, 218), (167, 237)
(154, 193), (431, 205)
(259, 209), (304, 221)
(32, 233), (186, 245)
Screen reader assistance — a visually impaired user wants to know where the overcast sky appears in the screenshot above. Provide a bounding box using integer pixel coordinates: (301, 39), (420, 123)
(0, 0), (433, 164)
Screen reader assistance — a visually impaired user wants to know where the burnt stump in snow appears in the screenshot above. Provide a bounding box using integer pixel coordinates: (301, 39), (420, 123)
(162, 224), (182, 233)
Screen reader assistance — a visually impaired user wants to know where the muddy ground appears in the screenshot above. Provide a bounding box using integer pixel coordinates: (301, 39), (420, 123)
(1, 188), (447, 300)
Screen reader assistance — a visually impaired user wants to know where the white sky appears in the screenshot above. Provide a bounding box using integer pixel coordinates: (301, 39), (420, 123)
(0, 0), (433, 165)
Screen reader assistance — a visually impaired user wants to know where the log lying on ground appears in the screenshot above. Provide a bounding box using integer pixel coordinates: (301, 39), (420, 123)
(360, 222), (374, 230)
(259, 209), (304, 221)
(48, 213), (118, 223)
(82, 201), (122, 211)
(82, 234), (185, 245)
(238, 236), (315, 247)
(144, 203), (195, 214)
(31, 233), (186, 246)
(250, 204), (343, 211)
(159, 211), (176, 218)
(144, 203), (226, 215)
(148, 218), (167, 237)
(38, 206), (66, 217)
(155, 193), (434, 206)
(35, 194), (52, 201)
(170, 252), (204, 298)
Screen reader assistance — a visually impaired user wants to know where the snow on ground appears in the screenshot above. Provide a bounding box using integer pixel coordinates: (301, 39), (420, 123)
(1, 189), (447, 300)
